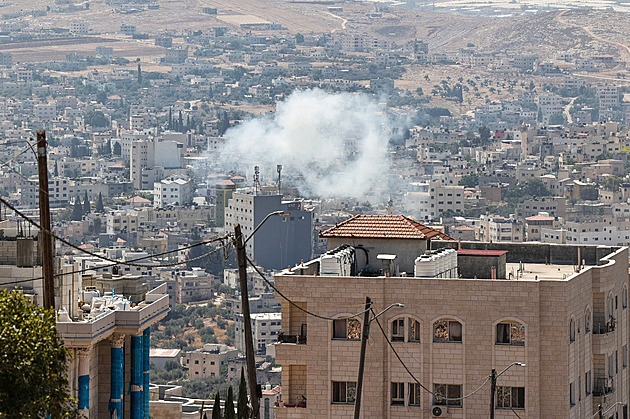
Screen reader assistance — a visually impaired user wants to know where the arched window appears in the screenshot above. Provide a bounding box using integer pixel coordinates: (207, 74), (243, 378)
(570, 318), (576, 343)
(433, 319), (462, 343)
(623, 286), (628, 310)
(496, 321), (525, 346)
(391, 317), (421, 343)
(333, 318), (361, 340)
(585, 309), (591, 334)
(608, 294), (615, 318)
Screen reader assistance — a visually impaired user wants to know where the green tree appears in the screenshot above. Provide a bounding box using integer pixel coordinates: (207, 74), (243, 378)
(459, 174), (479, 188)
(237, 368), (250, 419)
(83, 191), (91, 213)
(0, 289), (80, 417)
(85, 110), (109, 128)
(225, 385), (236, 419)
(295, 33), (304, 44)
(212, 392), (222, 419)
(549, 113), (564, 125)
(71, 199), (83, 221)
(113, 142), (122, 156)
(93, 217), (102, 235)
(95, 192), (104, 212)
(96, 90), (108, 104)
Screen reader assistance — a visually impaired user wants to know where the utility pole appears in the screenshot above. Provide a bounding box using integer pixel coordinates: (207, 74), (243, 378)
(489, 368), (497, 419)
(37, 130), (55, 310)
(234, 224), (259, 419)
(353, 297), (372, 419)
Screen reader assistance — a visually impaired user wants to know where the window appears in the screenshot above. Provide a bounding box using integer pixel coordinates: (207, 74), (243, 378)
(570, 382), (575, 407)
(433, 384), (462, 407)
(585, 309), (591, 334)
(585, 371), (591, 395)
(609, 354), (615, 378)
(333, 318), (361, 340)
(624, 286), (628, 309)
(434, 320), (462, 342)
(332, 381), (356, 404)
(391, 382), (404, 406)
(496, 322), (525, 346)
(496, 386), (525, 409)
(392, 319), (405, 342)
(409, 319), (421, 342)
(408, 383), (421, 406)
(570, 319), (576, 343)
(624, 345), (628, 369)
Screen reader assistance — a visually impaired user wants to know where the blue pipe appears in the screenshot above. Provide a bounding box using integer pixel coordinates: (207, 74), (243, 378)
(143, 328), (150, 418)
(130, 335), (143, 419)
(109, 345), (124, 418)
(78, 374), (90, 411)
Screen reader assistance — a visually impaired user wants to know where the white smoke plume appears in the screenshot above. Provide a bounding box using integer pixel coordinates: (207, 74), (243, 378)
(220, 89), (391, 199)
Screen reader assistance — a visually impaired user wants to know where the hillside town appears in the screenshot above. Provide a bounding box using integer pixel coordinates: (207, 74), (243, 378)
(1, 0), (630, 418)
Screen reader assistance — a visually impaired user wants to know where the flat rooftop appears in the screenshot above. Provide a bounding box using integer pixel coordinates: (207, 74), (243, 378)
(505, 262), (586, 281)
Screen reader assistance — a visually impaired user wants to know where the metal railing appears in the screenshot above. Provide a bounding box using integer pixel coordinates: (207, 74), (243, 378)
(277, 332), (307, 344)
(593, 377), (614, 397)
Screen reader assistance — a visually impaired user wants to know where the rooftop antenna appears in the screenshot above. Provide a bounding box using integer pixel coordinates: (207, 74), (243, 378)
(276, 164), (282, 194)
(254, 165), (260, 196)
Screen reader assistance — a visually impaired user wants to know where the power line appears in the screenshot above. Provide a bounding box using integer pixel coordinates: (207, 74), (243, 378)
(370, 309), (491, 402)
(245, 255), (369, 321)
(0, 193), (230, 268)
(5, 241), (233, 286)
(0, 152), (78, 212)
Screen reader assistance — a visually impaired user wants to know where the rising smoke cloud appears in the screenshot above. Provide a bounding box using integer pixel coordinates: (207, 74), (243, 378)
(220, 89), (391, 199)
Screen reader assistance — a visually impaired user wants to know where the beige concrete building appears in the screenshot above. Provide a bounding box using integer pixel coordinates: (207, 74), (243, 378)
(273, 215), (630, 419)
(183, 344), (238, 379)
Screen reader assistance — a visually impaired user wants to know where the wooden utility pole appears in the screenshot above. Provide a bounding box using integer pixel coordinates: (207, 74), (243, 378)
(234, 224), (259, 418)
(354, 297), (372, 419)
(37, 130), (55, 310)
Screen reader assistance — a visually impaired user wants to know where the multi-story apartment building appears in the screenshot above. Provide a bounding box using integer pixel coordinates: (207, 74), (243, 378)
(274, 215), (629, 418)
(428, 180), (464, 220)
(183, 344), (238, 379)
(153, 177), (192, 208)
(130, 138), (155, 189)
(224, 192), (312, 270)
(480, 215), (523, 242)
(34, 103), (56, 122)
(19, 176), (71, 207)
(235, 312), (281, 356)
(598, 85), (619, 110)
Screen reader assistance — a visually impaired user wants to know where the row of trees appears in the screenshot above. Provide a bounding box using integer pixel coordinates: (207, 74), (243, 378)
(70, 191), (105, 221)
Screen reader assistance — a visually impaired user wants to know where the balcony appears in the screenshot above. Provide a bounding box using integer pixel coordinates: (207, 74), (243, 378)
(593, 377), (614, 397)
(277, 332), (307, 345)
(592, 317), (616, 335)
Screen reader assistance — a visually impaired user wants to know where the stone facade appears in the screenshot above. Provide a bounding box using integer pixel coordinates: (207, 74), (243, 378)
(274, 243), (630, 418)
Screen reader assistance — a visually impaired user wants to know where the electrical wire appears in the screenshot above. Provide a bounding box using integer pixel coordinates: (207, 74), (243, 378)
(245, 255), (370, 321)
(5, 241), (234, 286)
(0, 195), (232, 268)
(370, 308), (491, 402)
(0, 144), (33, 169)
(0, 152), (78, 212)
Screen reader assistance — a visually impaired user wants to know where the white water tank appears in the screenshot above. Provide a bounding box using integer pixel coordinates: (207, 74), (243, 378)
(414, 255), (435, 278)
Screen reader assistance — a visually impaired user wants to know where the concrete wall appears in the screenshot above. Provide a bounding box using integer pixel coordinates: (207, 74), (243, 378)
(273, 246), (630, 418)
(326, 237), (428, 275)
(432, 240), (617, 265)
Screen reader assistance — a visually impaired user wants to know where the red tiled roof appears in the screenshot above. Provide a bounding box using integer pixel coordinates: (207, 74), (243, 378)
(126, 196), (151, 203)
(319, 215), (453, 240)
(457, 249), (507, 256)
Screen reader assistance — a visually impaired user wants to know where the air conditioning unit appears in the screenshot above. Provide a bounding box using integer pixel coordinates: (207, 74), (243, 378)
(431, 405), (449, 417)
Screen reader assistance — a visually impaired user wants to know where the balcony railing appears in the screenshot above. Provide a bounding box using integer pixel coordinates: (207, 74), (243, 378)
(277, 332), (307, 344)
(593, 317), (616, 335)
(593, 377), (614, 397)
